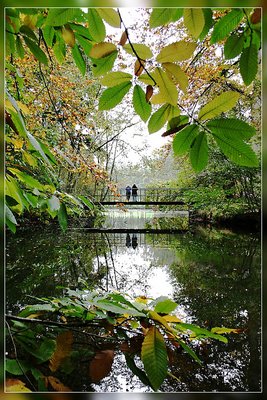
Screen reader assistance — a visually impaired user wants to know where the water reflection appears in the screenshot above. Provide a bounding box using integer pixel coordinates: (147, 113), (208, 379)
(5, 223), (261, 392)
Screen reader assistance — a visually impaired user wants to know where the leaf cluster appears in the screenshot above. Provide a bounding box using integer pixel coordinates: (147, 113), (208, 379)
(6, 289), (240, 392)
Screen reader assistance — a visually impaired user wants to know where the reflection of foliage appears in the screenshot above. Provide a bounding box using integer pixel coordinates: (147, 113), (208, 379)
(6, 289), (237, 392)
(168, 228), (260, 327)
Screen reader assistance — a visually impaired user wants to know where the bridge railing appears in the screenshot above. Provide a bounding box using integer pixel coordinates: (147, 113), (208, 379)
(92, 187), (184, 202)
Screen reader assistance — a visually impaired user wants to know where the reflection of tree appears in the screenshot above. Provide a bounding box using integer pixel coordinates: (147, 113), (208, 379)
(166, 228), (261, 391)
(6, 228), (110, 311)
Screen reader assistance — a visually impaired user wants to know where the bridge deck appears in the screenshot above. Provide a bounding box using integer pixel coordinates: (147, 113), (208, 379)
(99, 201), (186, 205)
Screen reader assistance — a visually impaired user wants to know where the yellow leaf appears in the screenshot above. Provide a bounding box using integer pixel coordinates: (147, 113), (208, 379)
(48, 376), (72, 392)
(156, 41), (197, 63)
(150, 92), (167, 105)
(23, 14), (38, 29)
(162, 315), (182, 323)
(6, 379), (32, 392)
(183, 8), (205, 39)
(11, 137), (24, 150)
(49, 331), (73, 372)
(154, 67), (178, 106)
(17, 101), (30, 115)
(62, 26), (75, 47)
(90, 42), (117, 59)
(22, 151), (38, 167)
(163, 62), (189, 93)
(5, 100), (15, 112)
(148, 310), (175, 335)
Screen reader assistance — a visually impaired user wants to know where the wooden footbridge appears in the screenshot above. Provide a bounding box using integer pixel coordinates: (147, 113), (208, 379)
(93, 187), (187, 206)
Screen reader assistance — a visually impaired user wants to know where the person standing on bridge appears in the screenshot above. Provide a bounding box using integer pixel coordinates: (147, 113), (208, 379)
(125, 185), (131, 201)
(132, 184), (138, 202)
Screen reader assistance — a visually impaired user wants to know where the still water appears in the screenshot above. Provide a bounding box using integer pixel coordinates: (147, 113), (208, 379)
(6, 208), (261, 392)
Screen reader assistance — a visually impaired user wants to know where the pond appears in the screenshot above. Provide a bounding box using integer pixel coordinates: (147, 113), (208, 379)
(5, 208), (261, 392)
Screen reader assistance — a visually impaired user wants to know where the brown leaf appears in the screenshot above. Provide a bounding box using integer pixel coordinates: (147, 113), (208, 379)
(118, 30), (128, 46)
(134, 59), (145, 76)
(89, 350), (114, 383)
(48, 376), (72, 392)
(49, 331), (73, 372)
(161, 123), (189, 137)
(61, 26), (75, 48)
(250, 8), (261, 24)
(146, 85), (153, 102)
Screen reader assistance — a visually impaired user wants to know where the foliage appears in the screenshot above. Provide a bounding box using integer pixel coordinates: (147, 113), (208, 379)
(5, 288), (240, 392)
(5, 7), (261, 231)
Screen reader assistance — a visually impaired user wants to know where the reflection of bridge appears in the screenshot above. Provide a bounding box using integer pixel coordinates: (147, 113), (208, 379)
(93, 188), (186, 206)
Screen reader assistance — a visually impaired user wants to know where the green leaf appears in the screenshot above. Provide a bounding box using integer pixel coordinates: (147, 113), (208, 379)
(53, 34), (66, 63)
(198, 91), (240, 121)
(69, 23), (94, 40)
(141, 326), (168, 391)
(175, 337), (202, 364)
(149, 8), (181, 28)
(156, 41), (197, 63)
(75, 34), (93, 55)
(16, 36), (25, 58)
(183, 8), (205, 39)
(133, 85), (152, 122)
(148, 104), (172, 134)
(154, 298), (178, 314)
(72, 43), (86, 75)
(36, 339), (57, 363)
(100, 71), (132, 87)
(9, 168), (44, 191)
(212, 131), (259, 167)
(224, 33), (245, 59)
(97, 8), (121, 28)
(190, 132), (209, 172)
(23, 36), (48, 65)
(58, 202), (68, 232)
(19, 303), (56, 318)
(95, 300), (145, 316)
(88, 9), (106, 42)
(125, 355), (151, 387)
(20, 25), (38, 42)
(123, 43), (153, 60)
(210, 9), (244, 44)
(5, 205), (17, 233)
(173, 124), (199, 155)
(199, 8), (213, 41)
(45, 8), (79, 26)
(42, 25), (55, 47)
(98, 82), (132, 110)
(239, 43), (258, 85)
(163, 62), (188, 93)
(154, 67), (178, 106)
(206, 118), (256, 140)
(5, 175), (26, 214)
(6, 359), (30, 375)
(77, 195), (94, 210)
(90, 51), (118, 76)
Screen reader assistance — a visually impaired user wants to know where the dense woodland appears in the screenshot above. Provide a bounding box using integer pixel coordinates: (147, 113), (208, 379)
(5, 7), (261, 393)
